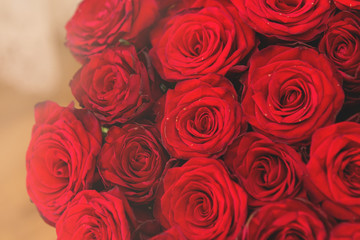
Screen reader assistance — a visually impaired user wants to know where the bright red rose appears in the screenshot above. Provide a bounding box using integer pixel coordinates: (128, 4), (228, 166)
(56, 188), (135, 240)
(329, 222), (360, 239)
(71, 45), (158, 125)
(97, 123), (168, 203)
(306, 122), (360, 221)
(319, 11), (360, 104)
(159, 74), (246, 159)
(224, 132), (305, 207)
(334, 0), (360, 10)
(155, 158), (248, 240)
(231, 0), (333, 42)
(241, 45), (344, 145)
(149, 0), (256, 82)
(26, 101), (102, 225)
(66, 0), (161, 62)
(242, 199), (331, 240)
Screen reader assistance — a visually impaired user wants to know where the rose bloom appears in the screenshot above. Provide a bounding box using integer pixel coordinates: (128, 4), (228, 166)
(56, 188), (135, 240)
(224, 132), (305, 207)
(66, 0), (162, 62)
(306, 122), (360, 221)
(150, 0), (256, 82)
(231, 0), (333, 42)
(319, 11), (360, 104)
(329, 222), (360, 239)
(155, 158), (247, 240)
(241, 45), (344, 145)
(97, 123), (168, 203)
(159, 74), (246, 159)
(26, 101), (102, 225)
(334, 0), (360, 10)
(242, 199), (331, 240)
(71, 45), (157, 125)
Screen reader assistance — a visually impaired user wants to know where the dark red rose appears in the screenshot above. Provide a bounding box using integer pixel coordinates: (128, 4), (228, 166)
(231, 0), (333, 42)
(305, 122), (360, 221)
(66, 0), (161, 62)
(149, 0), (256, 82)
(334, 0), (360, 10)
(159, 74), (246, 159)
(71, 45), (158, 125)
(56, 188), (135, 240)
(319, 11), (360, 104)
(155, 158), (248, 240)
(242, 199), (331, 240)
(241, 45), (344, 145)
(329, 222), (360, 239)
(97, 123), (168, 203)
(26, 101), (102, 225)
(224, 132), (306, 207)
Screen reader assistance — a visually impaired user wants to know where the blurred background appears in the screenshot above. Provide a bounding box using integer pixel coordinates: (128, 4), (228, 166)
(0, 0), (81, 239)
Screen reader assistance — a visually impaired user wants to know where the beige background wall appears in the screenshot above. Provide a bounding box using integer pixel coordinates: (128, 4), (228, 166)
(0, 1), (81, 239)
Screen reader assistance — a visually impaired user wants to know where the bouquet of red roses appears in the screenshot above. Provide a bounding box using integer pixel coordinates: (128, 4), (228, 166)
(26, 0), (360, 239)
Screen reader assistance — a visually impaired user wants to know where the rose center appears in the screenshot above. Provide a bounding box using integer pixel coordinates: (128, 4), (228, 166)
(280, 86), (303, 108)
(344, 161), (360, 183)
(189, 107), (215, 136)
(267, 0), (303, 12)
(53, 159), (69, 178)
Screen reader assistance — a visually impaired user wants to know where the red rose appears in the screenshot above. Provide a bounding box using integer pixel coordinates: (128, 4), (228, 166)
(334, 0), (360, 10)
(26, 101), (102, 225)
(231, 0), (333, 42)
(319, 11), (360, 104)
(242, 46), (344, 145)
(71, 45), (157, 125)
(56, 188), (135, 240)
(242, 199), (331, 240)
(329, 222), (360, 239)
(224, 132), (305, 207)
(98, 123), (168, 203)
(305, 122), (360, 221)
(66, 0), (161, 62)
(159, 74), (246, 159)
(155, 158), (247, 240)
(149, 0), (256, 81)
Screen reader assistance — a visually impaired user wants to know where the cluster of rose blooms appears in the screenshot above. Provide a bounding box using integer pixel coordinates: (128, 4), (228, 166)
(26, 0), (360, 239)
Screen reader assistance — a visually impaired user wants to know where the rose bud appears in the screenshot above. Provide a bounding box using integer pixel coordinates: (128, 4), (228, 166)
(224, 132), (306, 207)
(231, 0), (334, 42)
(56, 188), (136, 240)
(97, 123), (168, 203)
(155, 158), (248, 240)
(26, 101), (102, 225)
(71, 45), (159, 125)
(305, 122), (360, 221)
(159, 74), (246, 159)
(149, 0), (256, 82)
(241, 45), (344, 145)
(66, 0), (163, 62)
(242, 199), (331, 240)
